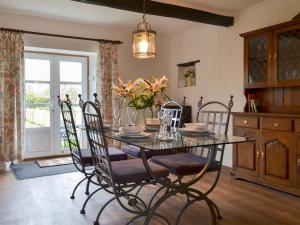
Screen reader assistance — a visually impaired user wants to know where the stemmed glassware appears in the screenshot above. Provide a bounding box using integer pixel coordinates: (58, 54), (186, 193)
(157, 110), (173, 140)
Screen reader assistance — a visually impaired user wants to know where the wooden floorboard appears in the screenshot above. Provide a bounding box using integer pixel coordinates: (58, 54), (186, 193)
(0, 167), (299, 225)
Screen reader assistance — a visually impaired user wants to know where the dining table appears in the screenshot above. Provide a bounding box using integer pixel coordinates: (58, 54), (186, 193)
(104, 128), (254, 225)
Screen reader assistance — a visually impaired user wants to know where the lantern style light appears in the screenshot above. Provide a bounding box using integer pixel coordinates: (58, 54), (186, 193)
(132, 2), (156, 59)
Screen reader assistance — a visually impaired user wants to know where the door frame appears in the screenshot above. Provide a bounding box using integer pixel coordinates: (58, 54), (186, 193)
(24, 51), (89, 158)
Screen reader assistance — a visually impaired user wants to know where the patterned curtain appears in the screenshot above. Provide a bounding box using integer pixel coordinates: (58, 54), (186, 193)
(96, 42), (119, 124)
(0, 31), (24, 171)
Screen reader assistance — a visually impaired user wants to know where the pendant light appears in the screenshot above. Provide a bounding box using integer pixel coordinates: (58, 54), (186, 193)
(132, 0), (156, 59)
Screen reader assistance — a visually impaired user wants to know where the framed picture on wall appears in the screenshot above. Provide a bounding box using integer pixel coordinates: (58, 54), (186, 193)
(177, 60), (200, 88)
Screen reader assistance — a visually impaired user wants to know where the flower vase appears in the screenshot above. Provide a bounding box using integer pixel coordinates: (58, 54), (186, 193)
(135, 109), (146, 129)
(112, 97), (125, 131)
(143, 106), (157, 130)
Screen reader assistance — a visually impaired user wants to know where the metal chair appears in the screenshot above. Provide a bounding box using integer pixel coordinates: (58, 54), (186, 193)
(151, 96), (234, 223)
(58, 94), (127, 214)
(81, 99), (170, 225)
(122, 100), (183, 159)
(58, 94), (95, 199)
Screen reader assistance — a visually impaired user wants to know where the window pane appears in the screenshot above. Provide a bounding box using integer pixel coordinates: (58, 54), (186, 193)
(60, 61), (82, 82)
(26, 107), (50, 128)
(60, 84), (82, 103)
(25, 83), (50, 105)
(60, 106), (83, 150)
(25, 59), (50, 81)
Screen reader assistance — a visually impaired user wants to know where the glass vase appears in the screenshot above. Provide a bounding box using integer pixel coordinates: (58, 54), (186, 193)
(113, 97), (125, 131)
(127, 106), (137, 126)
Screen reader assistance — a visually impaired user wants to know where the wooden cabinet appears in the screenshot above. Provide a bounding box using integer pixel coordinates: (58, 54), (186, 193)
(232, 113), (300, 196)
(233, 127), (260, 177)
(274, 23), (300, 87)
(296, 120), (300, 188)
(244, 32), (272, 88)
(235, 16), (300, 196)
(260, 131), (294, 186)
(242, 20), (300, 88)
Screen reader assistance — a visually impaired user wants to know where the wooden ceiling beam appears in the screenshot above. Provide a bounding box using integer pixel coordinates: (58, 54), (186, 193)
(72, 0), (234, 27)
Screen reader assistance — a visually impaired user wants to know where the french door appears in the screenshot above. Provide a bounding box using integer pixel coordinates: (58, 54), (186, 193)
(24, 52), (87, 158)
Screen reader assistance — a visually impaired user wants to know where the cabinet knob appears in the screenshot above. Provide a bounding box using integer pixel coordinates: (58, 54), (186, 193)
(273, 123), (280, 127)
(274, 53), (277, 60)
(261, 152), (265, 159)
(256, 151), (260, 158)
(243, 120), (248, 124)
(297, 159), (300, 167)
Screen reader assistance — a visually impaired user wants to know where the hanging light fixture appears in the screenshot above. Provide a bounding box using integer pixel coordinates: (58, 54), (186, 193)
(132, 0), (156, 59)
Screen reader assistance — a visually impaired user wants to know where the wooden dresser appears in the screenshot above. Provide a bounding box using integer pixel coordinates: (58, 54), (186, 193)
(231, 15), (300, 196)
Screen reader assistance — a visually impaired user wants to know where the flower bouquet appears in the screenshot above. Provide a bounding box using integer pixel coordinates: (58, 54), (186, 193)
(113, 75), (168, 128)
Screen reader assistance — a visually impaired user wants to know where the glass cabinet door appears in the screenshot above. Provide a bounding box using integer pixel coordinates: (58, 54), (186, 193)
(245, 32), (272, 88)
(275, 24), (300, 86)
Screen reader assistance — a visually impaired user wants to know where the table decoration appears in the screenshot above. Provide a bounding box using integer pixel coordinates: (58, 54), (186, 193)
(113, 75), (168, 129)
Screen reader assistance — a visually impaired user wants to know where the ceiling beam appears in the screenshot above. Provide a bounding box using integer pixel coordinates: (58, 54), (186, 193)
(72, 0), (234, 27)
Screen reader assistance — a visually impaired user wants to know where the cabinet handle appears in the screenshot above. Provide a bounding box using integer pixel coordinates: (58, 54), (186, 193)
(243, 120), (248, 125)
(274, 53), (277, 60)
(297, 159), (300, 167)
(261, 152), (265, 159)
(256, 151), (260, 158)
(273, 123), (280, 127)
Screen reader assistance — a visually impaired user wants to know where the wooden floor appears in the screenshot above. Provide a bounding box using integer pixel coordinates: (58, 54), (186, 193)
(1, 167), (300, 225)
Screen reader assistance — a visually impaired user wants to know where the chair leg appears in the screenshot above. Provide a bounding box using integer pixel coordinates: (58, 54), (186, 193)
(80, 187), (102, 214)
(85, 175), (92, 195)
(93, 196), (117, 225)
(209, 199), (222, 219)
(70, 176), (87, 199)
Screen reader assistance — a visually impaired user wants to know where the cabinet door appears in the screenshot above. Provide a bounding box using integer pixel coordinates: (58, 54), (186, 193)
(233, 127), (260, 177)
(244, 32), (273, 88)
(274, 23), (300, 86)
(261, 131), (294, 186)
(296, 133), (300, 188)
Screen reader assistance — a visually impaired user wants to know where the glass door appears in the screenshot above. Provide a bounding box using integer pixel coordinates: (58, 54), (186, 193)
(24, 52), (87, 158)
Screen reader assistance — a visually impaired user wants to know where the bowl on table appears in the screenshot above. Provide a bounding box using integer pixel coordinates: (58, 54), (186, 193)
(120, 126), (143, 135)
(184, 123), (207, 130)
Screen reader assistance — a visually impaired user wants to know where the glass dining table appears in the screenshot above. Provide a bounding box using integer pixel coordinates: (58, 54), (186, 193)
(104, 129), (254, 225)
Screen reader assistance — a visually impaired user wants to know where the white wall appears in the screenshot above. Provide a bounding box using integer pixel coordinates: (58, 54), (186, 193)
(0, 11), (171, 93)
(168, 0), (300, 167)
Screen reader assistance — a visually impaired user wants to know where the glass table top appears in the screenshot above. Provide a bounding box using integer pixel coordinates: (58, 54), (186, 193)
(105, 131), (254, 151)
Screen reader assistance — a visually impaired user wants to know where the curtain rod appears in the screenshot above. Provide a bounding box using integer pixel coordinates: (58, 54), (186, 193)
(0, 27), (123, 44)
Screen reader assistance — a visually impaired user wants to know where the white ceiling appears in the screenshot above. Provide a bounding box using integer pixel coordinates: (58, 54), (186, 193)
(0, 0), (265, 35)
(158, 0), (265, 13)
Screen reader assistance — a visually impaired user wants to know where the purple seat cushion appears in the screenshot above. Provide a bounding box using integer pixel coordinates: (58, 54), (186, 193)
(111, 159), (169, 184)
(151, 153), (220, 176)
(77, 147), (127, 165)
(122, 145), (175, 159)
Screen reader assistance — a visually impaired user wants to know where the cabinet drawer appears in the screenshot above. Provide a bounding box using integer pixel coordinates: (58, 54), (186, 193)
(234, 116), (258, 129)
(261, 118), (292, 131)
(296, 120), (300, 133)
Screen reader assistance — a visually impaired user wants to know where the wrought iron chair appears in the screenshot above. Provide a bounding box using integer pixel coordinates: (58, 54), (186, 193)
(151, 96), (234, 223)
(81, 99), (170, 225)
(122, 100), (183, 159)
(58, 94), (127, 214)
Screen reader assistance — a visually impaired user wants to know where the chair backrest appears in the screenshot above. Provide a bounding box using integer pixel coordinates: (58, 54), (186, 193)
(196, 96), (233, 135)
(194, 96), (234, 161)
(160, 101), (183, 128)
(81, 100), (114, 186)
(58, 95), (82, 163)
